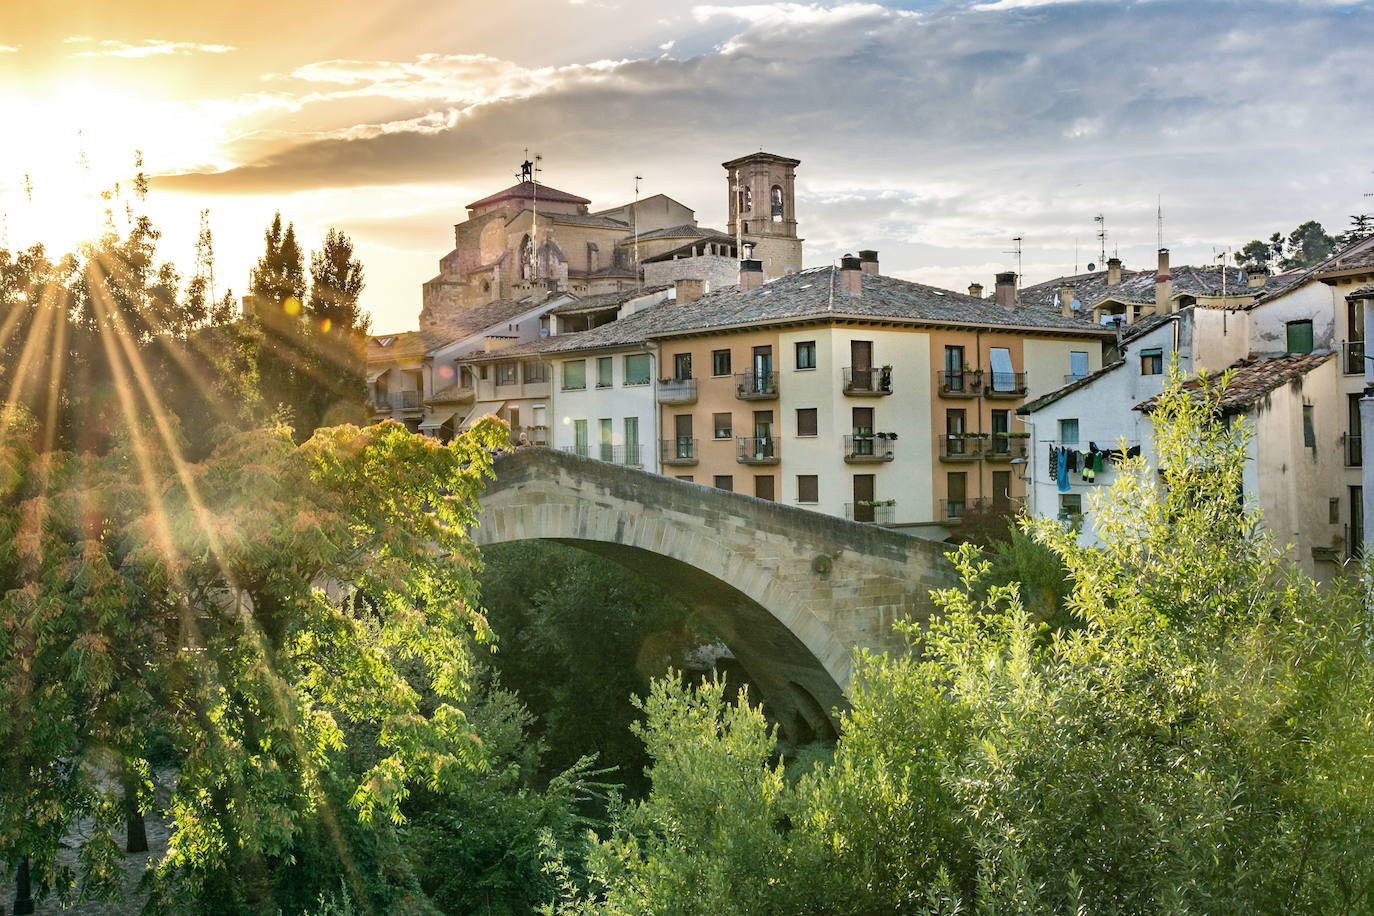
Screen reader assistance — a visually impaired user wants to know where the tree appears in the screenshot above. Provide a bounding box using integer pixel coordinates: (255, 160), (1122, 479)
(1335, 213), (1374, 249)
(570, 365), (1374, 914)
(1235, 238), (1274, 273)
(0, 415), (512, 912)
(309, 229), (367, 332)
(1280, 219), (1336, 270)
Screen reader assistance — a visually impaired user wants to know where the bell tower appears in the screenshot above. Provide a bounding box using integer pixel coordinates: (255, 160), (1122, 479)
(724, 152), (803, 279)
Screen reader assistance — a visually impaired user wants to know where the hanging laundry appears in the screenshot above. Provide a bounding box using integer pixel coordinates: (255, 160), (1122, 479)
(1066, 449), (1078, 472)
(1056, 447), (1071, 493)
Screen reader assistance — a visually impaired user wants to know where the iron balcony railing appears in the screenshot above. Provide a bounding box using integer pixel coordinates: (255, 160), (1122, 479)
(936, 369), (982, 397)
(938, 433), (984, 461)
(985, 435), (1030, 461)
(735, 371), (778, 400)
(843, 435), (896, 463)
(737, 436), (780, 464)
(374, 390), (422, 410)
(1342, 340), (1366, 376)
(842, 366), (893, 396)
(657, 378), (698, 404)
(984, 371), (1028, 398)
(660, 438), (699, 466)
(562, 443), (644, 467)
(510, 425), (550, 446)
(845, 502), (896, 525)
(938, 496), (1025, 522)
(1343, 432), (1363, 468)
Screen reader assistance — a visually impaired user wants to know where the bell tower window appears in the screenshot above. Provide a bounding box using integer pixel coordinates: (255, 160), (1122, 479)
(771, 185), (784, 221)
(520, 234), (535, 280)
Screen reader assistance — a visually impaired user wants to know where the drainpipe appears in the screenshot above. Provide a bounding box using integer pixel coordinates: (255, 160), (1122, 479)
(1016, 415), (1036, 520)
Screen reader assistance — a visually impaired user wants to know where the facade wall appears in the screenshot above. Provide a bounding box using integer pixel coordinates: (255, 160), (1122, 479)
(1189, 306), (1249, 372)
(552, 347), (661, 473)
(642, 255), (740, 291)
(1248, 280), (1335, 355)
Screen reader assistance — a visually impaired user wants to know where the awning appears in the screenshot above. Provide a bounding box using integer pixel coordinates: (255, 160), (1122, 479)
(457, 400), (504, 431)
(367, 367), (388, 383)
(419, 406), (462, 430)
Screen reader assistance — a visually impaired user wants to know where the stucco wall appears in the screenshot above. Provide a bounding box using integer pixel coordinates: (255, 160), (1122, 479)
(553, 346), (661, 472)
(643, 255), (740, 291)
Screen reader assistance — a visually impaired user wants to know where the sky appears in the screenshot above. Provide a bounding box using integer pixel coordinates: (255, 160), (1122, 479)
(1, 0), (1372, 332)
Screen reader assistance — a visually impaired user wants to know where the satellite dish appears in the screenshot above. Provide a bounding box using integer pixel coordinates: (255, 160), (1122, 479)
(1087, 262), (1096, 272)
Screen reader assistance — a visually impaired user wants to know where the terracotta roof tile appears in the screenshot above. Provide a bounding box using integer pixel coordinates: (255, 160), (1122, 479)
(1134, 351), (1334, 414)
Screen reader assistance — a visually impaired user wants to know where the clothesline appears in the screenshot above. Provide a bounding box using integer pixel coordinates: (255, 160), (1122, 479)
(1049, 442), (1142, 493)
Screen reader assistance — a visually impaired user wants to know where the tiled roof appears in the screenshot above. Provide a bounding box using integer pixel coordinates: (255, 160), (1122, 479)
(466, 181), (591, 210)
(641, 266), (1115, 338)
(624, 224), (717, 242)
(1346, 282), (1374, 300)
(368, 295), (559, 364)
(427, 383), (475, 403)
(1018, 360), (1126, 415)
(549, 285), (672, 316)
(549, 212), (629, 229)
(1019, 264), (1286, 312)
(642, 235), (739, 263)
(1134, 351), (1334, 414)
(475, 305), (670, 359)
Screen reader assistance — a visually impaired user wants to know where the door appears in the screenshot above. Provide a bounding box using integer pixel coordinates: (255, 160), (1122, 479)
(851, 339), (873, 390)
(991, 409), (1010, 455)
(853, 474), (876, 523)
(674, 353), (693, 380)
(573, 419), (588, 457)
(752, 345), (774, 393)
(754, 410), (774, 459)
(599, 418), (614, 462)
(946, 408), (966, 456)
(853, 406), (875, 456)
(944, 345), (965, 391)
(675, 414), (693, 460)
(624, 417), (640, 465)
(992, 470), (1012, 506)
(989, 347), (1014, 392)
(1351, 394), (1364, 467)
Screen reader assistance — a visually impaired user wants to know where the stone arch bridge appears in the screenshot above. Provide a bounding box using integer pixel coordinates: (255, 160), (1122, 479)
(474, 447), (956, 742)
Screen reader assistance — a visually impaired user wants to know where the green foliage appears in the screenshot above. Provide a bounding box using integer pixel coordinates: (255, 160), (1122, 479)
(0, 415), (512, 912)
(1237, 219), (1344, 272)
(573, 365), (1374, 914)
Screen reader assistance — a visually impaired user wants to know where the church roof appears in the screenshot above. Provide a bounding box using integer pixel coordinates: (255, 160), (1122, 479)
(466, 181), (591, 210)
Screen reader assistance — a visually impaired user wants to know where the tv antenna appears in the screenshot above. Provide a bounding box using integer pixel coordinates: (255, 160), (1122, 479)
(1156, 196), (1164, 250)
(1094, 213), (1107, 267)
(1003, 236), (1023, 293)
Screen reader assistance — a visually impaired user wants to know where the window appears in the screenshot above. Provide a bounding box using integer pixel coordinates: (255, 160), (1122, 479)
(714, 475), (734, 491)
(562, 360), (586, 390)
(496, 361), (518, 386)
(1352, 486), (1365, 558)
(796, 408), (818, 437)
(1069, 351), (1089, 379)
(599, 419), (614, 461)
(988, 347), (1015, 391)
(712, 349), (732, 377)
(755, 475), (775, 501)
(573, 419), (588, 456)
(1287, 320), (1314, 355)
(1059, 418), (1079, 445)
(853, 406), (873, 437)
(991, 409), (1010, 455)
(479, 365), (489, 380)
(1059, 493), (1083, 520)
(713, 412), (733, 439)
(522, 360), (548, 384)
(673, 353), (693, 380)
(992, 470), (1012, 502)
(797, 475), (819, 504)
(1303, 405), (1316, 448)
(623, 353), (651, 386)
(946, 472), (966, 518)
(1140, 348), (1164, 375)
(676, 475), (694, 482)
(596, 357), (614, 388)
(624, 417), (640, 465)
(944, 345), (965, 390)
(795, 340), (816, 370)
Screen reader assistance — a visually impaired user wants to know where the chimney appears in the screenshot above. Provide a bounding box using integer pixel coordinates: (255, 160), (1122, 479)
(994, 271), (1016, 309)
(1107, 257), (1122, 285)
(1246, 269), (1266, 288)
(739, 258), (764, 292)
(968, 282), (984, 298)
(1155, 248), (1173, 314)
(675, 277), (707, 303)
(858, 249), (880, 275)
(1058, 284), (1075, 317)
(839, 254), (863, 296)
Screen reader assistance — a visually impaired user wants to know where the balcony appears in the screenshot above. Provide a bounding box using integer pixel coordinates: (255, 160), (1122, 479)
(985, 434), (1030, 461)
(373, 390), (423, 411)
(938, 433), (984, 461)
(845, 501), (896, 525)
(936, 369), (982, 398)
(510, 425), (550, 446)
(562, 443), (644, 467)
(735, 371), (778, 400)
(939, 496), (1025, 523)
(843, 434), (896, 463)
(1342, 340), (1366, 376)
(984, 371), (1028, 399)
(842, 366), (893, 396)
(657, 378), (698, 405)
(1343, 432), (1363, 468)
(660, 438), (699, 466)
(737, 436), (780, 465)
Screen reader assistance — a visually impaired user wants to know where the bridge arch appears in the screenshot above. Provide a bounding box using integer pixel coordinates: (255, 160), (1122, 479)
(475, 448), (955, 740)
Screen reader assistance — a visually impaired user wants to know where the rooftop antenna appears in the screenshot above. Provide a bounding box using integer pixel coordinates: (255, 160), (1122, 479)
(1003, 236), (1023, 295)
(634, 174), (643, 290)
(1073, 238), (1079, 275)
(1156, 196), (1164, 251)
(519, 150), (543, 280)
(1094, 213), (1107, 268)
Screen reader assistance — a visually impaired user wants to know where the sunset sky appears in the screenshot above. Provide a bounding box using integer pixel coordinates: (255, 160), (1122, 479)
(2, 0), (1372, 331)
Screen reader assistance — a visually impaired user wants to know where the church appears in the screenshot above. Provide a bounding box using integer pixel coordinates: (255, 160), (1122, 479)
(419, 151), (803, 329)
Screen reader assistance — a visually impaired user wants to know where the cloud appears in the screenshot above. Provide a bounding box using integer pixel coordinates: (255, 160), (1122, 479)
(154, 0), (1374, 300)
(69, 39), (236, 58)
(0, 45), (18, 53)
